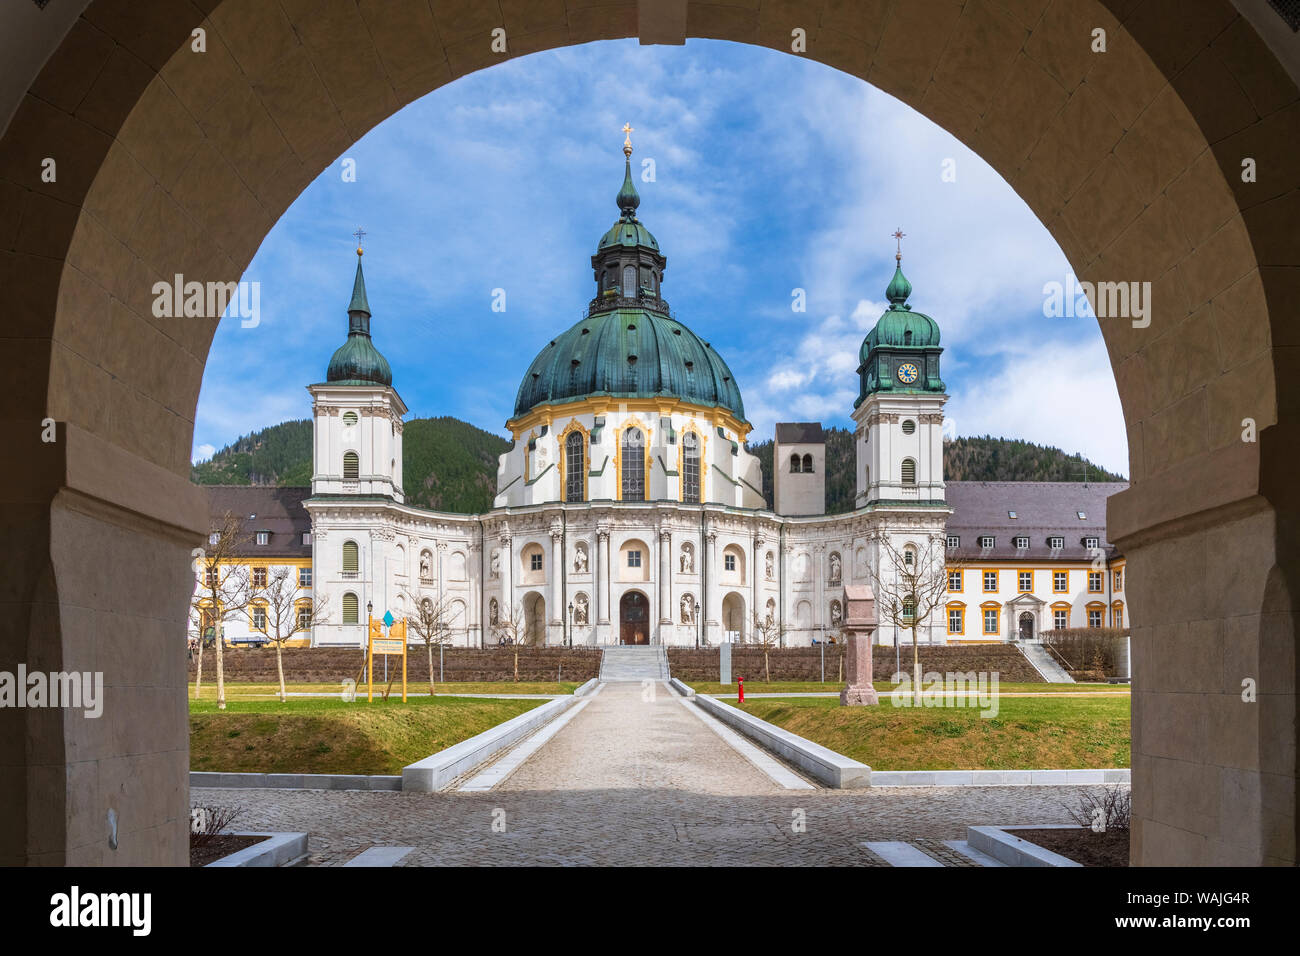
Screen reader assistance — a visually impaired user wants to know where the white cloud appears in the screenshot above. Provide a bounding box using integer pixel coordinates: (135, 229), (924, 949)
(946, 338), (1128, 476)
(192, 444), (215, 465)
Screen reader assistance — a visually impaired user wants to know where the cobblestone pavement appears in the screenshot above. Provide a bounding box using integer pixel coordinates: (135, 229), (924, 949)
(193, 784), (1101, 866)
(194, 682), (1112, 865)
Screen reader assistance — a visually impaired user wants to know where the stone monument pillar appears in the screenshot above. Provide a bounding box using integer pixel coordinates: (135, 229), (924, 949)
(839, 584), (879, 706)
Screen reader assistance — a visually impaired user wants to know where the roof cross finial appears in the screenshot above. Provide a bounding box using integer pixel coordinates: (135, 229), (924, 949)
(892, 227), (905, 263)
(353, 227), (366, 256)
(622, 123), (635, 158)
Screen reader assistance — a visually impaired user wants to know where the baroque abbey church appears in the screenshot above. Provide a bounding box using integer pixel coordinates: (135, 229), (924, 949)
(203, 137), (1127, 651)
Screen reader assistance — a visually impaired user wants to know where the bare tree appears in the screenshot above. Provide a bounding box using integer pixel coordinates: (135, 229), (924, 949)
(747, 610), (789, 684)
(258, 566), (329, 703)
(491, 603), (531, 681)
(191, 511), (254, 710)
(403, 588), (456, 694)
(867, 534), (954, 705)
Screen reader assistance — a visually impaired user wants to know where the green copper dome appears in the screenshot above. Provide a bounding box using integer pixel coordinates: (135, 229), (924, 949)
(856, 260), (945, 404)
(511, 309), (747, 423)
(859, 264), (941, 362)
(326, 254), (393, 387)
(514, 139), (743, 423)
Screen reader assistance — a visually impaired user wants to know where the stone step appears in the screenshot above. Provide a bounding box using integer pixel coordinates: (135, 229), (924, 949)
(862, 841), (945, 867)
(599, 646), (671, 682)
(942, 839), (1007, 867)
(1017, 642), (1075, 683)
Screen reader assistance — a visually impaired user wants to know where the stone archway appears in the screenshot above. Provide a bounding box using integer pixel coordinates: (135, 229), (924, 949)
(2, 0), (1297, 866)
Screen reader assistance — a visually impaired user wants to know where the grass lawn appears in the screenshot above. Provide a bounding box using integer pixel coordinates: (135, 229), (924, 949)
(190, 695), (542, 774)
(689, 680), (1127, 696)
(729, 695), (1130, 770)
(190, 680), (579, 700)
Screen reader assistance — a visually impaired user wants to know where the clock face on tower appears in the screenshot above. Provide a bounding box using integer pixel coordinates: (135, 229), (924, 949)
(897, 362), (919, 385)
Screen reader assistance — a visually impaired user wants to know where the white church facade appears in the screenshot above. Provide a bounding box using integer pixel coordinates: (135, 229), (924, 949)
(197, 140), (1126, 651)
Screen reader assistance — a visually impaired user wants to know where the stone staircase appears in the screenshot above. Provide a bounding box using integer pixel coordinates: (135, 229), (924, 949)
(1017, 642), (1075, 684)
(599, 645), (670, 682)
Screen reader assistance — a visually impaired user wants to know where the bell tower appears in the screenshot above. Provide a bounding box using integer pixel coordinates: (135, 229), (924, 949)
(853, 235), (947, 506)
(308, 236), (407, 502)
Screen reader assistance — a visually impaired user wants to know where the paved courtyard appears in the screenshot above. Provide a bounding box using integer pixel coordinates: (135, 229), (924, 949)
(194, 682), (1109, 866)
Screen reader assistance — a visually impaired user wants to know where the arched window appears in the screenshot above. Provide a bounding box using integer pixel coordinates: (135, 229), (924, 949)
(623, 264), (637, 296)
(342, 592), (359, 624)
(621, 427), (645, 501)
(789, 453), (801, 473)
(565, 431), (585, 502)
(682, 431), (700, 503)
(901, 458), (917, 484)
(801, 453), (813, 472)
(342, 540), (359, 573)
(343, 451), (359, 480)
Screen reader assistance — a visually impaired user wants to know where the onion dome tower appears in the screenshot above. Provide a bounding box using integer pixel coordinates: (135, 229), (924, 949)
(852, 231), (948, 507)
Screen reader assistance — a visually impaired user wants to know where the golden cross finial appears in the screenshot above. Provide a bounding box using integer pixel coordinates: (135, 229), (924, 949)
(622, 123), (635, 157)
(353, 227), (366, 256)
(892, 227), (905, 262)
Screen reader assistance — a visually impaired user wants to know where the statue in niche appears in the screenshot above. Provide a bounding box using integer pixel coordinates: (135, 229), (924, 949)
(829, 552), (842, 585)
(489, 598), (499, 626)
(420, 553), (432, 580)
(680, 543), (694, 574)
(490, 550), (500, 578)
(765, 552), (774, 580)
(574, 544), (588, 574)
(765, 598), (776, 626)
(830, 600), (843, 627)
(680, 593), (695, 624)
(574, 593), (589, 625)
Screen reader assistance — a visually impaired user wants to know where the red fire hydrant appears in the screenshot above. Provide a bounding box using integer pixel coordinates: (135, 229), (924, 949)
(738, 677), (744, 703)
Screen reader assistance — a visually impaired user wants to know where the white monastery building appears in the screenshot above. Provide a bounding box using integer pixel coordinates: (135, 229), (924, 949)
(196, 140), (1126, 650)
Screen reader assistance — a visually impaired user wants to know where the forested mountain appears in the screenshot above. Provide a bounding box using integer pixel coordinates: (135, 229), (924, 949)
(745, 429), (1125, 514)
(193, 416), (510, 514)
(195, 418), (1123, 516)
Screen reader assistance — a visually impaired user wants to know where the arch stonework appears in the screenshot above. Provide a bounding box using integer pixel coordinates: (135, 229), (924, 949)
(1, 0), (1296, 866)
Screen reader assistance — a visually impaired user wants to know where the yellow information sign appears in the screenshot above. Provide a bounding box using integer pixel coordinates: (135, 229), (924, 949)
(366, 616), (408, 702)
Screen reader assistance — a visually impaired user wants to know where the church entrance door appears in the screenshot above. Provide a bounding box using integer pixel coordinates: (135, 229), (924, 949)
(620, 591), (649, 645)
(1019, 611), (1034, 642)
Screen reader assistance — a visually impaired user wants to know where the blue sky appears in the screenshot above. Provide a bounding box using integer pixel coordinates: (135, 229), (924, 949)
(194, 38), (1127, 476)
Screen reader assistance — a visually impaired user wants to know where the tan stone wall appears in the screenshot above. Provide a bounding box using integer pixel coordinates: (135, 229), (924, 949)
(1, 0), (1296, 865)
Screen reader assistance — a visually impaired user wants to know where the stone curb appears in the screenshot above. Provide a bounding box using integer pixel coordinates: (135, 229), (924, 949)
(191, 772), (402, 791)
(574, 678), (599, 696)
(694, 695), (870, 788)
(668, 677), (695, 697)
(967, 825), (1083, 867)
(401, 694), (579, 792)
(205, 831), (309, 867)
(870, 769), (1130, 787)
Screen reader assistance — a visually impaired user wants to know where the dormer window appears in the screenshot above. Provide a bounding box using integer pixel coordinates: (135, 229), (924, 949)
(979, 535), (995, 549)
(1048, 536), (1064, 549)
(1084, 536), (1099, 549)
